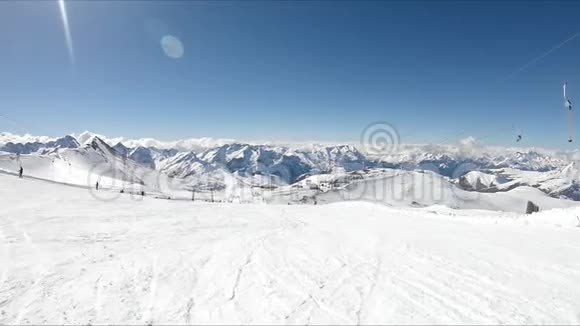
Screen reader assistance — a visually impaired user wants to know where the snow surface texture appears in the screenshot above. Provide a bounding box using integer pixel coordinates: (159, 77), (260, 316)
(1, 175), (580, 324)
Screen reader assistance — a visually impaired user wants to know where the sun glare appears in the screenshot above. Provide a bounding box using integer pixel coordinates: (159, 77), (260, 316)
(58, 0), (75, 64)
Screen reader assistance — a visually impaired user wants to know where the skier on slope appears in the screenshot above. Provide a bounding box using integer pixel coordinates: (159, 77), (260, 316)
(18, 166), (23, 178)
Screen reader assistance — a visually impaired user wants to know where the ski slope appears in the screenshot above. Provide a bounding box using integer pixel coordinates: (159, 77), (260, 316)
(1, 174), (580, 324)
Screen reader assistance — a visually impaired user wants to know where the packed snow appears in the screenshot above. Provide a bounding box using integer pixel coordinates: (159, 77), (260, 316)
(1, 174), (580, 324)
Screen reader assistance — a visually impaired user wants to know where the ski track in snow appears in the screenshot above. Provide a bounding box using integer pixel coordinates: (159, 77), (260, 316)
(1, 175), (580, 324)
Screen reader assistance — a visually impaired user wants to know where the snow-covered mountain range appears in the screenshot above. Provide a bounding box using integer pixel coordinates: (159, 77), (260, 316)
(1, 131), (579, 201)
(0, 132), (373, 184)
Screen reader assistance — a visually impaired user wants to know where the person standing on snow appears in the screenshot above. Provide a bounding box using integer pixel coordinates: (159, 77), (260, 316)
(18, 166), (23, 178)
(96, 182), (99, 190)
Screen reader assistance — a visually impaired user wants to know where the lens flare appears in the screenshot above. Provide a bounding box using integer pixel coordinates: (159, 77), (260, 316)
(161, 35), (184, 59)
(58, 0), (75, 63)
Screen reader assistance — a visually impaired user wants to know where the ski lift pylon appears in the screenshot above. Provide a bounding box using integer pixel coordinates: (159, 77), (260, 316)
(563, 82), (574, 142)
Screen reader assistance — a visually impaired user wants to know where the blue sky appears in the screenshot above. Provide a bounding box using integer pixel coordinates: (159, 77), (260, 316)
(1, 1), (579, 148)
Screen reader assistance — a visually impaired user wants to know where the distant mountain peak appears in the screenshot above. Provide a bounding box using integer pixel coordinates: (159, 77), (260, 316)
(112, 142), (129, 155)
(50, 135), (80, 149)
(87, 136), (120, 157)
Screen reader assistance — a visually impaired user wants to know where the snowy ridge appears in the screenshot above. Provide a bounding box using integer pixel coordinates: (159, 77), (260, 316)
(488, 162), (580, 200)
(0, 135), (80, 155)
(1, 131), (573, 163)
(2, 131), (580, 203)
(458, 171), (509, 192)
(73, 130), (237, 152)
(378, 145), (568, 175)
(196, 143), (371, 184)
(160, 151), (216, 179)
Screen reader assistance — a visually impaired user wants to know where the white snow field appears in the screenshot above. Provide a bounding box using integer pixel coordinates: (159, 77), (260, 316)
(1, 174), (580, 325)
(317, 170), (580, 213)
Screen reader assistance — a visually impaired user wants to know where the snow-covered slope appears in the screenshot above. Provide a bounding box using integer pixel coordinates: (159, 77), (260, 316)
(318, 170), (579, 213)
(453, 163), (580, 200)
(1, 174), (580, 324)
(0, 137), (178, 195)
(490, 163), (580, 200)
(458, 171), (510, 191)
